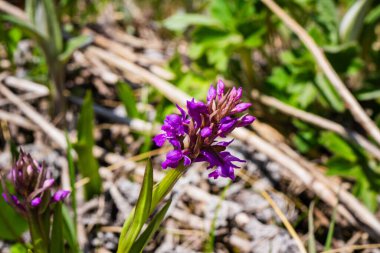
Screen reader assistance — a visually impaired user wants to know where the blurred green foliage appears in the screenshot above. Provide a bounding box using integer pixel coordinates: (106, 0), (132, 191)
(162, 0), (380, 211)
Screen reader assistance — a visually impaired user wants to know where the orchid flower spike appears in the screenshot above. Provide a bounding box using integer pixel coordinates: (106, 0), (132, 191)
(153, 79), (255, 180)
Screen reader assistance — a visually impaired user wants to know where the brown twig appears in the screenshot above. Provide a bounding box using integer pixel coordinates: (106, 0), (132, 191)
(252, 90), (380, 160)
(261, 0), (380, 147)
(0, 0), (27, 20)
(88, 47), (380, 239)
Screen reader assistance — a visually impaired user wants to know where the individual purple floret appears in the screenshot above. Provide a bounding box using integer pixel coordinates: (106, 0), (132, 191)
(0, 149), (70, 215)
(153, 79), (255, 180)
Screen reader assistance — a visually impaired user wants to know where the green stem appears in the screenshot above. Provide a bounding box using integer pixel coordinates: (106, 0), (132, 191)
(28, 212), (49, 253)
(240, 48), (255, 87)
(117, 164), (187, 253)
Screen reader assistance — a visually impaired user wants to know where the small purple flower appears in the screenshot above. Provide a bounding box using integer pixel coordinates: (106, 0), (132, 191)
(217, 79), (225, 99)
(162, 150), (191, 169)
(231, 103), (251, 114)
(1, 150), (71, 215)
(207, 85), (216, 103)
(31, 197), (42, 207)
(153, 79), (255, 180)
(52, 190), (70, 202)
(201, 127), (212, 138)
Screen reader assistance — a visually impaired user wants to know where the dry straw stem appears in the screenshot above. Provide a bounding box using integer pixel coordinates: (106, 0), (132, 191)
(252, 91), (380, 160)
(87, 46), (380, 239)
(261, 0), (380, 147)
(321, 243), (380, 253)
(0, 79), (67, 149)
(0, 0), (27, 20)
(260, 190), (307, 253)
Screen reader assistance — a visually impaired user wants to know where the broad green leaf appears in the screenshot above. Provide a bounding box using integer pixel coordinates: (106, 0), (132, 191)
(50, 203), (64, 253)
(10, 243), (28, 253)
(210, 0), (236, 31)
(129, 199), (172, 253)
(163, 13), (221, 32)
(326, 157), (361, 178)
(319, 132), (357, 162)
(0, 187), (28, 240)
(297, 82), (317, 108)
(116, 82), (140, 119)
(339, 0), (373, 42)
(118, 160), (153, 253)
(59, 35), (93, 63)
(316, 0), (338, 44)
(74, 91), (102, 199)
(315, 74), (345, 112)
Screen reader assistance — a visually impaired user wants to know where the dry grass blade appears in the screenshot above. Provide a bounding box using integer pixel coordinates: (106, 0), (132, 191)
(321, 243), (380, 253)
(261, 190), (307, 253)
(0, 0), (27, 20)
(88, 46), (380, 240)
(261, 0), (380, 147)
(252, 91), (380, 160)
(0, 80), (67, 149)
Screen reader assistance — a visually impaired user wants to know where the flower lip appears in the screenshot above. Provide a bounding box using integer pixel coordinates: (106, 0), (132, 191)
(31, 197), (42, 207)
(52, 190), (70, 202)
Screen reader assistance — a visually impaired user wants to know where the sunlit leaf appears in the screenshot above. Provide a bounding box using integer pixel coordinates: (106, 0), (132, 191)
(118, 160), (153, 253)
(130, 199), (171, 253)
(74, 91), (102, 199)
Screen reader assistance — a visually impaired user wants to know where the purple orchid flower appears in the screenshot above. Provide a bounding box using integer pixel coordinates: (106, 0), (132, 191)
(153, 79), (255, 180)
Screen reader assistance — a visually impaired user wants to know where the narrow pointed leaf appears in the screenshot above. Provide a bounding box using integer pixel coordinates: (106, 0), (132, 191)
(116, 82), (140, 119)
(66, 133), (77, 236)
(74, 90), (102, 199)
(59, 35), (93, 63)
(62, 205), (80, 253)
(42, 0), (63, 52)
(130, 199), (172, 253)
(50, 203), (64, 253)
(118, 159), (153, 253)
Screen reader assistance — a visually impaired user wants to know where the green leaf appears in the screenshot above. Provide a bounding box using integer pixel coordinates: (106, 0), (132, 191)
(59, 35), (93, 63)
(118, 164), (187, 253)
(65, 133), (77, 236)
(74, 91), (102, 199)
(62, 205), (80, 253)
(163, 13), (221, 32)
(42, 0), (63, 52)
(339, 0), (373, 42)
(210, 0), (236, 31)
(308, 201), (316, 253)
(130, 199), (172, 253)
(314, 74), (345, 112)
(116, 82), (140, 119)
(319, 132), (357, 162)
(356, 89), (380, 101)
(365, 5), (380, 24)
(0, 15), (47, 45)
(0, 186), (28, 240)
(50, 203), (64, 253)
(326, 157), (361, 178)
(10, 243), (28, 253)
(118, 160), (153, 253)
(324, 200), (338, 250)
